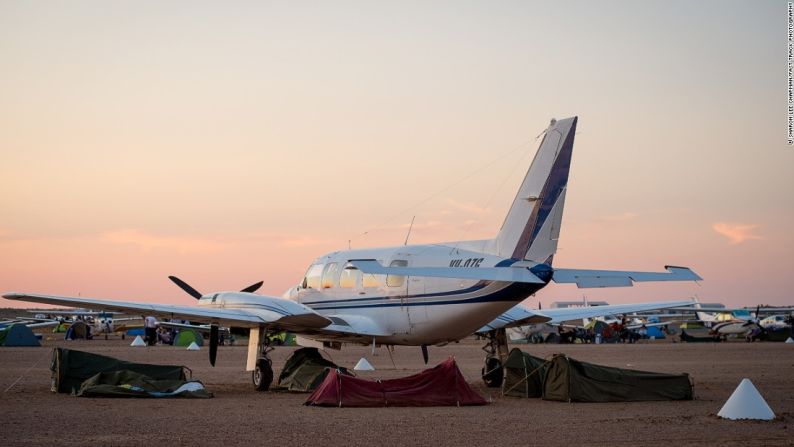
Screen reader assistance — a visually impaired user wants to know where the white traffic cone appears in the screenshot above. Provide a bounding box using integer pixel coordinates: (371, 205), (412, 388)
(130, 335), (146, 347)
(717, 378), (775, 420)
(354, 357), (375, 371)
(785, 337), (793, 344)
(186, 341), (201, 351)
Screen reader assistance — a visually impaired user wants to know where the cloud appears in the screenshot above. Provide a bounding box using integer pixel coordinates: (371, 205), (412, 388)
(280, 237), (337, 247)
(600, 212), (638, 222)
(712, 222), (763, 244)
(445, 198), (491, 216)
(101, 229), (229, 254)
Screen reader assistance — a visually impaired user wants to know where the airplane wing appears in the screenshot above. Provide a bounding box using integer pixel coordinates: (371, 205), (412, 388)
(477, 306), (552, 332)
(3, 292), (332, 332)
(667, 306), (794, 313)
(551, 266), (701, 288)
(478, 299), (695, 332)
(157, 320), (230, 334)
(0, 319), (61, 329)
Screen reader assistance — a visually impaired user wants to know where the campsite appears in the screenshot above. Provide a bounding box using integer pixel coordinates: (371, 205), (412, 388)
(1, 337), (792, 446)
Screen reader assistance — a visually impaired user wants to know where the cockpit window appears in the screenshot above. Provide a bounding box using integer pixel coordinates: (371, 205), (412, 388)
(386, 260), (408, 287)
(321, 262), (339, 289)
(303, 264), (324, 289)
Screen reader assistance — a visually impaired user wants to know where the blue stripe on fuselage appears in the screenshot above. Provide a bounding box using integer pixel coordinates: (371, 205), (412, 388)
(305, 281), (543, 311)
(301, 281), (489, 306)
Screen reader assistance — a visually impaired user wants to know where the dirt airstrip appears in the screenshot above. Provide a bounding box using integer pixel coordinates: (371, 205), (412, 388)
(1, 337), (793, 446)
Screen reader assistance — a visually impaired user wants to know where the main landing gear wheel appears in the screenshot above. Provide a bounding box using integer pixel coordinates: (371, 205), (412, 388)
(253, 358), (273, 391)
(481, 328), (509, 388)
(482, 357), (503, 388)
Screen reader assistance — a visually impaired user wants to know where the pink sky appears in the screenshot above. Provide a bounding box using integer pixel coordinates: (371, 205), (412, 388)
(1, 1), (792, 308)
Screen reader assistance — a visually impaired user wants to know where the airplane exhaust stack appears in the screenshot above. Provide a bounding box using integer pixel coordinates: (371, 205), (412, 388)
(187, 341), (201, 351)
(354, 357), (375, 371)
(717, 378), (775, 420)
(130, 335), (146, 347)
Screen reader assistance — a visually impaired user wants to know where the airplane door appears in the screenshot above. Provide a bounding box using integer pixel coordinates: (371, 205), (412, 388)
(385, 259), (413, 333)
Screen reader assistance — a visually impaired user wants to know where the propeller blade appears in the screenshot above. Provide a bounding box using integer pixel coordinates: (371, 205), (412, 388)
(168, 276), (203, 300)
(240, 281), (264, 294)
(209, 324), (219, 367)
(421, 344), (428, 365)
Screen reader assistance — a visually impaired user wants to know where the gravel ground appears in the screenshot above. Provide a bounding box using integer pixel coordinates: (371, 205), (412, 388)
(1, 336), (792, 446)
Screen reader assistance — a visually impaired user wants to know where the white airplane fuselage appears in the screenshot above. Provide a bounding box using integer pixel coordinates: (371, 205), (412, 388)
(197, 242), (548, 346)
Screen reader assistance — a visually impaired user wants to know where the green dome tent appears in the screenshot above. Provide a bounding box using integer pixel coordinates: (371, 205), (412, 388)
(502, 348), (549, 398)
(173, 330), (203, 347)
(0, 323), (40, 346)
(65, 321), (91, 340)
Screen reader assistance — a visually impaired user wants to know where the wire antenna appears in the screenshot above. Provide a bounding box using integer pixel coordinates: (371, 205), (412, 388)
(404, 215), (415, 246)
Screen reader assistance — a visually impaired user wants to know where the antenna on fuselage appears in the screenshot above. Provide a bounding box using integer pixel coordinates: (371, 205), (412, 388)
(403, 215), (415, 246)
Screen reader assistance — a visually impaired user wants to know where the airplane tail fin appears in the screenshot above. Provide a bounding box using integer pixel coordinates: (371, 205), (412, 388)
(493, 116), (577, 264)
(692, 296), (715, 323)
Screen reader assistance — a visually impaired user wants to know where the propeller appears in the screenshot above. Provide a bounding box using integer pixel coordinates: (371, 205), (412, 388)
(168, 276), (203, 300)
(743, 305), (768, 341)
(167, 276), (263, 366)
(240, 281), (264, 294)
(168, 276), (265, 300)
(209, 324), (219, 367)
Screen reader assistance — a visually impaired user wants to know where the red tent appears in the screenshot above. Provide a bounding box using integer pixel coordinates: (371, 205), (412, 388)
(305, 357), (487, 407)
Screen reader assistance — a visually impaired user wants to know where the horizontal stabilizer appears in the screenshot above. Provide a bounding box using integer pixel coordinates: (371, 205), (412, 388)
(349, 259), (545, 284)
(552, 266), (701, 288)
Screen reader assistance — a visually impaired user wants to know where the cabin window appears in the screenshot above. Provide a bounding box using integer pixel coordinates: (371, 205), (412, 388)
(386, 260), (408, 287)
(363, 273), (384, 288)
(321, 262), (339, 289)
(302, 264), (324, 289)
(339, 265), (361, 288)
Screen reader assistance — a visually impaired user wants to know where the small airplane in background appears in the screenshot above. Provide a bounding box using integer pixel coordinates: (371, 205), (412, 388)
(20, 310), (142, 339)
(4, 116), (703, 392)
(668, 299), (794, 338)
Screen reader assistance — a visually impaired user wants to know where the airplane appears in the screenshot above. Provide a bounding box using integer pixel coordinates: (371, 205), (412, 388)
(3, 116), (702, 391)
(20, 310), (143, 339)
(670, 300), (794, 337)
(759, 314), (793, 330)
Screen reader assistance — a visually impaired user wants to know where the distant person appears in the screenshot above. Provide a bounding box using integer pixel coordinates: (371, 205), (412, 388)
(638, 324), (648, 339)
(144, 315), (158, 346)
(157, 327), (172, 345)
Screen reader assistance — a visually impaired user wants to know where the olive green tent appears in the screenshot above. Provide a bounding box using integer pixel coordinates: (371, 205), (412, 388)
(173, 329), (203, 347)
(65, 321), (90, 340)
(51, 348), (187, 394)
(502, 348), (549, 398)
(275, 347), (350, 392)
(542, 354), (693, 402)
(0, 323), (40, 346)
(76, 370), (212, 398)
